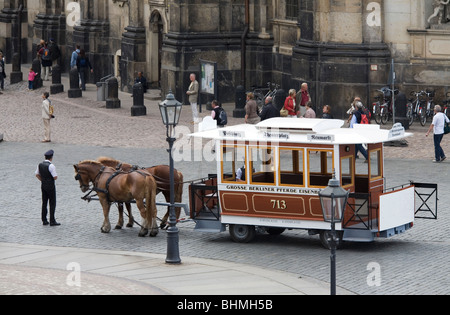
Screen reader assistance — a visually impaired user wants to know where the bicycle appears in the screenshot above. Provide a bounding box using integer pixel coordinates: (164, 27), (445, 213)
(423, 89), (435, 125)
(406, 90), (427, 126)
(442, 92), (450, 119)
(252, 82), (280, 112)
(372, 86), (396, 125)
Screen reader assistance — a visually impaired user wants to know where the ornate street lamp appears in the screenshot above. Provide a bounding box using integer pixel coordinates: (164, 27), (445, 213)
(318, 173), (349, 295)
(159, 89), (182, 264)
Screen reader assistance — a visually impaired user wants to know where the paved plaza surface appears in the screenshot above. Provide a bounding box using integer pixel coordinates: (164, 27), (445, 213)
(1, 64), (450, 295)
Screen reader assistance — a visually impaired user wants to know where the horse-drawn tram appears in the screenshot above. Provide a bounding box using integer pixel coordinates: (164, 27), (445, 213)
(188, 118), (438, 247)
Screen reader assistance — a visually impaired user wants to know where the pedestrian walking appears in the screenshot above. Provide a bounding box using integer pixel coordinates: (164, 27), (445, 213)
(76, 49), (93, 91)
(38, 42), (52, 81)
(186, 73), (199, 124)
(259, 96), (280, 121)
(426, 105), (450, 162)
(35, 149), (60, 226)
(245, 92), (260, 124)
(41, 92), (52, 143)
(350, 101), (368, 162)
(70, 45), (80, 68)
(297, 82), (311, 117)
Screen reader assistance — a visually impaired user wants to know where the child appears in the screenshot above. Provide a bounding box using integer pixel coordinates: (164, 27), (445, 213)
(28, 68), (38, 90)
(322, 105), (334, 119)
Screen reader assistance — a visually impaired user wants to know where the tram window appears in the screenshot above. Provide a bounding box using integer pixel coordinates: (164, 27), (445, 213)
(369, 149), (382, 179)
(308, 149), (333, 187)
(279, 148), (304, 186)
(249, 146), (275, 185)
(221, 146), (246, 182)
(340, 156), (354, 187)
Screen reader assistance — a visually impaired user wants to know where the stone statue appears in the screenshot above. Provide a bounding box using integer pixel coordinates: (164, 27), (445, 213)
(428, 0), (450, 25)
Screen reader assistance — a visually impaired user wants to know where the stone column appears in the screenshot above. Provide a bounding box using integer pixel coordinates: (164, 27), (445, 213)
(72, 0), (111, 84)
(120, 1), (146, 93)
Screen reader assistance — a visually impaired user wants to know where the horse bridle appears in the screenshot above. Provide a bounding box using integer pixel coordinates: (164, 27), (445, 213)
(74, 165), (105, 191)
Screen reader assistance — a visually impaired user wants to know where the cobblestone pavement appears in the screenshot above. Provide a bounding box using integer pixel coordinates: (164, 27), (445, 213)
(1, 66), (450, 295)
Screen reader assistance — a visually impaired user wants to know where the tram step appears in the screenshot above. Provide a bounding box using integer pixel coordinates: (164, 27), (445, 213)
(343, 229), (375, 242)
(194, 220), (226, 233)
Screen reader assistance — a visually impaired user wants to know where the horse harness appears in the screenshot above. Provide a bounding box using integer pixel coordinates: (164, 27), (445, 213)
(77, 165), (151, 203)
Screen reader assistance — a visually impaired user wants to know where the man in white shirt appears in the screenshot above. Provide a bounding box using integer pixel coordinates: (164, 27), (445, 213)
(426, 105), (450, 162)
(35, 150), (60, 226)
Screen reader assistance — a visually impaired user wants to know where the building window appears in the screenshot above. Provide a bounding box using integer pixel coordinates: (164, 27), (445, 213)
(286, 0), (298, 20)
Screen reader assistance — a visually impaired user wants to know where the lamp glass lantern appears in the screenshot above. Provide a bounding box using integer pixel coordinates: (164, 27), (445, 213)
(319, 176), (349, 223)
(159, 89), (182, 131)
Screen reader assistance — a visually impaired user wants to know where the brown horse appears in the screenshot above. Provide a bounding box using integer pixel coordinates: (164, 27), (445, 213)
(96, 157), (184, 228)
(74, 160), (159, 237)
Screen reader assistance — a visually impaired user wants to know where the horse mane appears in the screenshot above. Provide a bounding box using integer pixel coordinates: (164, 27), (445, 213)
(78, 159), (104, 166)
(96, 156), (122, 164)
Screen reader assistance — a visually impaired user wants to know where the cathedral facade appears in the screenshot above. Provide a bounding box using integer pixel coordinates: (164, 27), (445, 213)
(0, 0), (448, 117)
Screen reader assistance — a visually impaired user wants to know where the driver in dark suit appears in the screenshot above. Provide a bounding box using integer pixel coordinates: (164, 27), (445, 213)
(35, 150), (60, 226)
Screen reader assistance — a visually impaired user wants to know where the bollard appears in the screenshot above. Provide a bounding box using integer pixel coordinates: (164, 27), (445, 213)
(395, 92), (409, 131)
(68, 67), (82, 98)
(106, 77), (121, 109)
(10, 53), (23, 84)
(131, 82), (146, 116)
(233, 85), (246, 118)
(50, 65), (64, 94)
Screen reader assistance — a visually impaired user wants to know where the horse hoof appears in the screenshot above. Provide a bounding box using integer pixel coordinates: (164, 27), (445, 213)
(115, 225), (122, 230)
(159, 223), (167, 230)
(138, 228), (149, 237)
(101, 228), (110, 233)
(149, 231), (158, 237)
(126, 223), (133, 228)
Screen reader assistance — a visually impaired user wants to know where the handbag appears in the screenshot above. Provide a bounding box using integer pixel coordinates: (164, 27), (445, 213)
(280, 107), (288, 117)
(444, 121), (450, 135)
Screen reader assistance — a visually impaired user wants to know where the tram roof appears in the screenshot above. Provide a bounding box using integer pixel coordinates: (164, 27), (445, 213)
(188, 118), (412, 145)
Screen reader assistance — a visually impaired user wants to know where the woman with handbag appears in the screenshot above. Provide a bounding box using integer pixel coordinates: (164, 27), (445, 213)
(283, 89), (297, 117)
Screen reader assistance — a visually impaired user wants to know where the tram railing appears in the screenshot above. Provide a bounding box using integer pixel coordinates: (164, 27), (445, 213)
(343, 192), (375, 230)
(189, 175), (220, 221)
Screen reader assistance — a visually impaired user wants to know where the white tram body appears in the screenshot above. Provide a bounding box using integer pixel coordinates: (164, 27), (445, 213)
(188, 118), (421, 245)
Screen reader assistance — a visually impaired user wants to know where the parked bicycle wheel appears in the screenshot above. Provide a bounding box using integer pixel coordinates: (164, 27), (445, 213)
(419, 108), (427, 126)
(406, 103), (414, 126)
(381, 106), (389, 125)
(374, 102), (382, 124)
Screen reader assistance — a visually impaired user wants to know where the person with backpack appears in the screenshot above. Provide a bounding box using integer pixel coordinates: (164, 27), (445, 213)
(211, 100), (227, 127)
(76, 49), (93, 91)
(38, 42), (52, 81)
(350, 101), (368, 162)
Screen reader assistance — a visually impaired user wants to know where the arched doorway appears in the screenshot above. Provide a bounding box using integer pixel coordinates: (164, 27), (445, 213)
(149, 10), (164, 88)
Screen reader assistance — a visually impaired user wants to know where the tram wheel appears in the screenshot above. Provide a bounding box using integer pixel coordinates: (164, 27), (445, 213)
(229, 224), (256, 243)
(319, 230), (344, 249)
